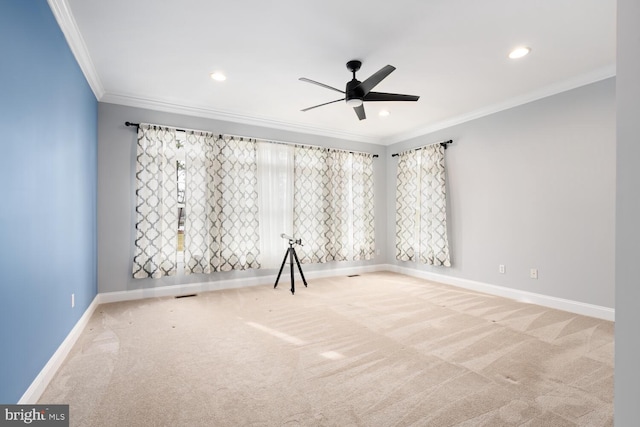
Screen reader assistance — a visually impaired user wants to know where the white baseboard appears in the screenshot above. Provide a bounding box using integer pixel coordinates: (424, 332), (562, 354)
(18, 295), (101, 404)
(383, 264), (615, 321)
(98, 263), (387, 304)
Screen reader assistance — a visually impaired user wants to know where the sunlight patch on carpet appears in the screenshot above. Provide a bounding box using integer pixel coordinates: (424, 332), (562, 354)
(245, 321), (306, 345)
(320, 351), (345, 360)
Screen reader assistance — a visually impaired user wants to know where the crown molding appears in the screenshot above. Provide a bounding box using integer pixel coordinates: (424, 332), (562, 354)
(47, 0), (105, 99)
(102, 64), (615, 147)
(101, 92), (384, 144)
(381, 64), (617, 145)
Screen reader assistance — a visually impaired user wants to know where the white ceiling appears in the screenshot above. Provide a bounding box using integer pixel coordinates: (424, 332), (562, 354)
(53, 0), (616, 145)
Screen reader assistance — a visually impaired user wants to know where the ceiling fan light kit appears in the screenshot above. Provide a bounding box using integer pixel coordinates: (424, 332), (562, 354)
(300, 60), (420, 120)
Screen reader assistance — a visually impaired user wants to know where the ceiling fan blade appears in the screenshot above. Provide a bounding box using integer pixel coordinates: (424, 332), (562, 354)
(299, 78), (345, 94)
(356, 65), (396, 95)
(301, 98), (344, 112)
(363, 92), (420, 102)
(354, 104), (366, 120)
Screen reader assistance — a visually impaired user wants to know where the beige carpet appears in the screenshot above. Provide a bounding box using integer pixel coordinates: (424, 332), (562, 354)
(39, 272), (613, 426)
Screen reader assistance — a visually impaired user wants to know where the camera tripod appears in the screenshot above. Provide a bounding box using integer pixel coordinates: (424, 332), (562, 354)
(274, 237), (308, 294)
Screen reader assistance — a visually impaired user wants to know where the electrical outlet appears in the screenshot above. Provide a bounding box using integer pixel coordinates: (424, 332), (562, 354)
(499, 265), (506, 274)
(530, 269), (538, 279)
(71, 293), (75, 308)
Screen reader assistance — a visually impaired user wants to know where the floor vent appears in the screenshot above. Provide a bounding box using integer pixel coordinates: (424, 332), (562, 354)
(175, 294), (197, 299)
(347, 274), (360, 277)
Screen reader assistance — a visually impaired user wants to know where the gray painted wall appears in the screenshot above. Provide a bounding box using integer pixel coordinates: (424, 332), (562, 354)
(615, 0), (640, 422)
(98, 79), (616, 311)
(97, 102), (387, 293)
(386, 78), (615, 309)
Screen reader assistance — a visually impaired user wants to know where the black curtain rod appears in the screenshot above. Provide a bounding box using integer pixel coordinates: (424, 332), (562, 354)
(391, 139), (453, 157)
(126, 121), (214, 135)
(125, 121), (379, 158)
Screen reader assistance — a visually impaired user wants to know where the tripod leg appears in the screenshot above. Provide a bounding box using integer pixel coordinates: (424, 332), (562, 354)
(292, 248), (308, 288)
(274, 248), (290, 289)
(290, 247), (295, 294)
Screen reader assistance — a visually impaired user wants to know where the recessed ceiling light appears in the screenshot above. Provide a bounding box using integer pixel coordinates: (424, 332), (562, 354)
(379, 110), (390, 117)
(508, 47), (531, 59)
(210, 72), (226, 81)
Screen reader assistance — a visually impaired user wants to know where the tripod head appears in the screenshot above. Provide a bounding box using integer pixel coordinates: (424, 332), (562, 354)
(280, 233), (303, 246)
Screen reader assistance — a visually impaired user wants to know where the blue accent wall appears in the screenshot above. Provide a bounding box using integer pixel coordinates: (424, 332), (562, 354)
(0, 0), (97, 403)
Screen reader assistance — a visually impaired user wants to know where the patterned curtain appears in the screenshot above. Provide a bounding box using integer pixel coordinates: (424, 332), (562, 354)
(294, 146), (375, 263)
(184, 134), (261, 273)
(293, 145), (329, 263)
(325, 150), (351, 260)
(350, 152), (375, 260)
(183, 130), (216, 274)
(395, 144), (450, 266)
(132, 124), (179, 278)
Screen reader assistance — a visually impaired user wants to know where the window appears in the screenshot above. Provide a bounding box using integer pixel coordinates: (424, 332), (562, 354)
(176, 133), (185, 254)
(260, 144), (375, 265)
(133, 123), (376, 278)
(256, 142), (294, 268)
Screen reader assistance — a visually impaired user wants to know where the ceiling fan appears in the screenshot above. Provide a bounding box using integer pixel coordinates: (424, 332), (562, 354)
(299, 60), (419, 120)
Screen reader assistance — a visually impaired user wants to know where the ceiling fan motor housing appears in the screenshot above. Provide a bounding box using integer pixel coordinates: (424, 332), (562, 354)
(346, 79), (364, 103)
